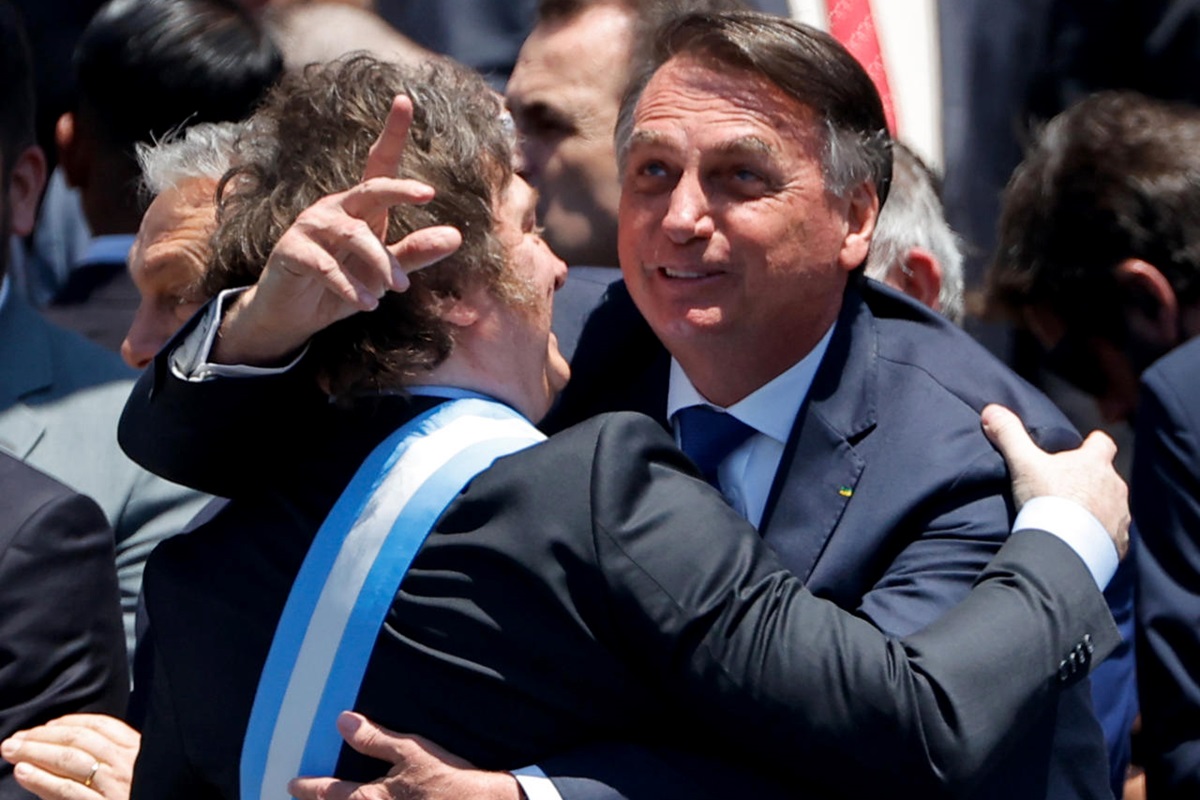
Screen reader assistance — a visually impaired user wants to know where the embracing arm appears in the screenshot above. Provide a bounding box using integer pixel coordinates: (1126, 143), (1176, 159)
(117, 298), (330, 498)
(589, 411), (1122, 798)
(290, 408), (1126, 800)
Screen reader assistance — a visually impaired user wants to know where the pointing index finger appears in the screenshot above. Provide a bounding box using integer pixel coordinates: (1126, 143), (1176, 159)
(363, 95), (414, 183)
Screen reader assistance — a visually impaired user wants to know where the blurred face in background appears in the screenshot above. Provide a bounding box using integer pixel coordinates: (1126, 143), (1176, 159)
(121, 177), (216, 368)
(505, 4), (633, 268)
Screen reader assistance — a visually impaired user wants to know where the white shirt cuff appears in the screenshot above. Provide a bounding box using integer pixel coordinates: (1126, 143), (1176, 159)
(169, 287), (308, 381)
(1014, 496), (1119, 590)
(512, 765), (563, 800)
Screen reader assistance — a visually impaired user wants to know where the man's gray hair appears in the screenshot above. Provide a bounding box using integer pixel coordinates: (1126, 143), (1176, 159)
(136, 120), (247, 197)
(865, 141), (964, 323)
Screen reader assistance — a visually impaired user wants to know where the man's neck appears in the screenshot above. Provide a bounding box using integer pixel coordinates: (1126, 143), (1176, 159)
(671, 321), (839, 408)
(422, 342), (542, 423)
(668, 322), (836, 420)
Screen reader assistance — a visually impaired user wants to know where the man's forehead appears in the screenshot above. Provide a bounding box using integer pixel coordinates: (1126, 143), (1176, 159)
(629, 62), (823, 154)
(510, 6), (634, 98)
(637, 56), (818, 127)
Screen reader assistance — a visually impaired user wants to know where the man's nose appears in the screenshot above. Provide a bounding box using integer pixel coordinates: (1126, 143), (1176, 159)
(662, 172), (713, 243)
(121, 308), (164, 370)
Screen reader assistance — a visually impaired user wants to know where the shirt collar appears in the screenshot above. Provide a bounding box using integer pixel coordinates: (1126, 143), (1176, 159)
(407, 385), (501, 403)
(406, 385), (530, 419)
(667, 322), (837, 445)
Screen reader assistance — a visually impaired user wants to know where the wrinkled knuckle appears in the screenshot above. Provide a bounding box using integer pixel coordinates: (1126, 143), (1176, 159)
(59, 728), (87, 750)
(359, 176), (388, 193)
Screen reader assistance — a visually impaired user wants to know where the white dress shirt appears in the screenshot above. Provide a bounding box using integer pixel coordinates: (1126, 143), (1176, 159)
(667, 325), (836, 528)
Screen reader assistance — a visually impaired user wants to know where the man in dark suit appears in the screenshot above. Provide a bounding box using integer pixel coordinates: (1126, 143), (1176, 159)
(118, 14), (1119, 800)
(531, 12), (1108, 799)
(118, 53), (1129, 800)
(1132, 339), (1200, 798)
(0, 452), (129, 798)
(986, 90), (1200, 799)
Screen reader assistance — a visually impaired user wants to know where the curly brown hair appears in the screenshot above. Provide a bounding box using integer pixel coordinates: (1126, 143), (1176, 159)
(206, 54), (517, 396)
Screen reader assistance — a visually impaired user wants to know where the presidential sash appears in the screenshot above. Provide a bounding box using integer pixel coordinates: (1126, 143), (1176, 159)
(240, 397), (545, 800)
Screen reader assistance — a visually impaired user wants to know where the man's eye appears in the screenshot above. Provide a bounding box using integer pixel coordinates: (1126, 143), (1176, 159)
(519, 109), (574, 139)
(639, 161), (668, 178)
(531, 119), (569, 137)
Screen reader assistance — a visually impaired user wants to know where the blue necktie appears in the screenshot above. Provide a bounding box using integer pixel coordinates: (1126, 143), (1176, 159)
(675, 405), (755, 488)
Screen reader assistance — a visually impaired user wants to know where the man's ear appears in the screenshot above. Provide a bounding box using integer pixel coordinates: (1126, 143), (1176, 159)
(6, 144), (48, 237)
(55, 111), (91, 190)
(1114, 259), (1178, 346)
(838, 181), (880, 272)
(437, 294), (481, 328)
(887, 247), (944, 312)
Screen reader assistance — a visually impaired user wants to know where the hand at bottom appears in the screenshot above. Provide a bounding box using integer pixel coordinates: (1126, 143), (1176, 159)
(1, 714), (139, 800)
(288, 711), (524, 800)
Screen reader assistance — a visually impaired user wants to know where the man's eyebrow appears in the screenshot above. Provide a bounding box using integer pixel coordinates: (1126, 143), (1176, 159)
(625, 129), (672, 150)
(713, 136), (775, 158)
(624, 131), (776, 158)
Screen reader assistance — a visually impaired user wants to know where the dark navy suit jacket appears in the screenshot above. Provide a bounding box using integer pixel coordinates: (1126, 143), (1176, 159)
(542, 277), (1113, 799)
(1134, 336), (1200, 798)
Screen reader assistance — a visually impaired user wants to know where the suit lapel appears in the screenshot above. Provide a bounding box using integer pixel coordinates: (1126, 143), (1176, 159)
(759, 283), (878, 581)
(0, 296), (53, 458)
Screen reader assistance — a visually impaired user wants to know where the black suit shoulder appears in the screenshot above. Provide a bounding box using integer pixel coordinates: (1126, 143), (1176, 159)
(0, 454), (128, 798)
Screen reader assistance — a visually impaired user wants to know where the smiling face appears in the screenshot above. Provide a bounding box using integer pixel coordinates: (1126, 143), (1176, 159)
(487, 175), (571, 420)
(618, 56), (877, 405)
(505, 4), (633, 267)
(121, 177), (216, 368)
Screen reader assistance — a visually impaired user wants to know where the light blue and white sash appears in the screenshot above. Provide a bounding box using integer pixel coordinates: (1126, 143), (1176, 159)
(240, 397), (545, 800)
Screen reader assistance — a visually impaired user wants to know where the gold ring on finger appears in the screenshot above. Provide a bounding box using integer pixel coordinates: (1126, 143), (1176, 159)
(83, 760), (101, 788)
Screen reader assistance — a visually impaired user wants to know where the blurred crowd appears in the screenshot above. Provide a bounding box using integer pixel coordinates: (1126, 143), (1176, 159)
(1, 2), (1199, 800)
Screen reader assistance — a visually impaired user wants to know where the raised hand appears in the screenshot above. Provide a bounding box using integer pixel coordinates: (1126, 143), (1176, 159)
(212, 96), (463, 367)
(982, 403), (1131, 558)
